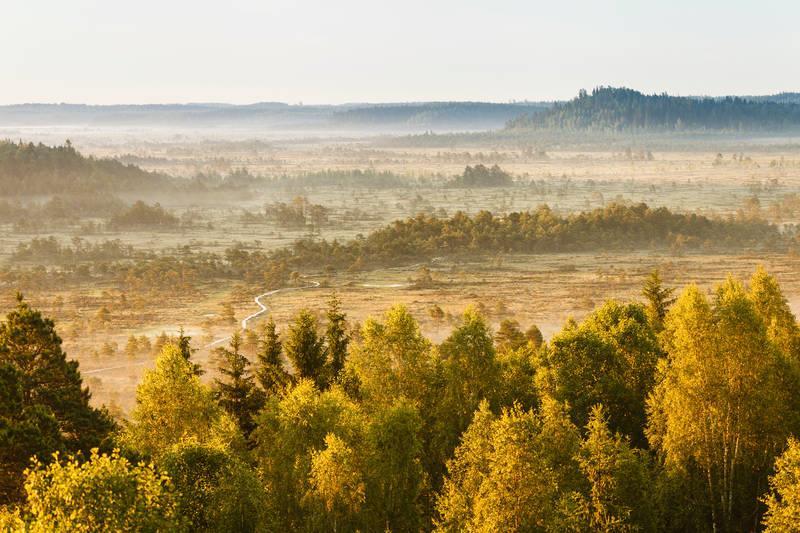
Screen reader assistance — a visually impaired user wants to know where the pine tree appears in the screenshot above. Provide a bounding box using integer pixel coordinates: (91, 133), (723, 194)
(325, 292), (349, 384)
(213, 333), (264, 437)
(256, 317), (292, 396)
(641, 269), (675, 331)
(285, 310), (325, 389)
(0, 294), (115, 504)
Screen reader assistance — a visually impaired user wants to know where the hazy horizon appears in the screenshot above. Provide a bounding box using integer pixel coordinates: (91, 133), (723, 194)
(3, 89), (800, 108)
(4, 0), (799, 106)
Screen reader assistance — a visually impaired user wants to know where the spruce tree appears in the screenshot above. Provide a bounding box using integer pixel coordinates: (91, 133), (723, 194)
(325, 293), (349, 383)
(256, 317), (292, 396)
(641, 269), (675, 331)
(285, 309), (326, 389)
(213, 333), (264, 437)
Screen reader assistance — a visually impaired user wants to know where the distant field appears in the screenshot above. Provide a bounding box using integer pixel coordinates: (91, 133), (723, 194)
(7, 249), (795, 414)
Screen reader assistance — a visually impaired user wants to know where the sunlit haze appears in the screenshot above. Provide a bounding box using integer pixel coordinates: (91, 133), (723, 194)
(3, 0), (799, 104)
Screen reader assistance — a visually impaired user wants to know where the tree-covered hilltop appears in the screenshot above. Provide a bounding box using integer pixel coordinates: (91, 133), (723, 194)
(507, 87), (800, 132)
(330, 101), (550, 130)
(0, 140), (169, 195)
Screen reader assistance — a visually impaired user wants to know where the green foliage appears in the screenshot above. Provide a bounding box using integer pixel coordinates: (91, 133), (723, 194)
(347, 305), (434, 404)
(494, 318), (527, 352)
(213, 333), (264, 437)
(0, 364), (62, 505)
(642, 269), (676, 332)
(325, 293), (349, 382)
(122, 344), (240, 459)
(307, 434), (365, 532)
(577, 405), (658, 532)
(284, 309), (327, 389)
(252, 380), (364, 530)
(435, 307), (500, 475)
(108, 200), (179, 229)
(160, 440), (266, 533)
(449, 164), (513, 187)
(361, 400), (427, 532)
(538, 301), (660, 445)
(21, 449), (182, 532)
(525, 323), (544, 349)
(255, 317), (292, 396)
(435, 399), (583, 532)
(174, 327), (203, 376)
(0, 140), (168, 195)
(0, 295), (114, 504)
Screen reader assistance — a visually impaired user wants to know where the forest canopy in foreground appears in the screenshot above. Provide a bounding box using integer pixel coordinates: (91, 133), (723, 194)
(507, 87), (800, 132)
(2, 268), (800, 531)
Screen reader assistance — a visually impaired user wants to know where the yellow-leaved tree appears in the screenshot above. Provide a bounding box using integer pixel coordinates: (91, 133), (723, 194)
(647, 277), (792, 531)
(122, 344), (240, 459)
(21, 449), (181, 532)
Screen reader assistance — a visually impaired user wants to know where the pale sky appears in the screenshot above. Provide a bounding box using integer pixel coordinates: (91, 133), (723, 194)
(2, 0), (798, 105)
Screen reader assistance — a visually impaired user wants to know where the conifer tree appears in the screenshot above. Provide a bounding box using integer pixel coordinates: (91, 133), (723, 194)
(325, 292), (349, 383)
(214, 332), (264, 437)
(256, 317), (292, 396)
(0, 294), (114, 503)
(285, 309), (326, 389)
(641, 269), (676, 331)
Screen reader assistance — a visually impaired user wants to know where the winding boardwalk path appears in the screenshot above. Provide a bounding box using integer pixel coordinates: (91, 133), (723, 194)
(82, 279), (412, 376)
(83, 281), (321, 375)
(203, 280), (321, 349)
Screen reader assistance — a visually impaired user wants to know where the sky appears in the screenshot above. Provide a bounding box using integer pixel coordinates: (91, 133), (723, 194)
(2, 0), (798, 105)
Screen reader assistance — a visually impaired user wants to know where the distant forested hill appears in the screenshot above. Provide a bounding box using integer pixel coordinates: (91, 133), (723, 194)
(506, 87), (800, 132)
(0, 101), (551, 133)
(738, 92), (800, 105)
(329, 102), (550, 130)
(0, 141), (168, 195)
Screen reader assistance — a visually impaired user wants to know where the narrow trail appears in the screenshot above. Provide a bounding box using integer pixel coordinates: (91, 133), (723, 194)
(202, 280), (321, 350)
(82, 278), (412, 376)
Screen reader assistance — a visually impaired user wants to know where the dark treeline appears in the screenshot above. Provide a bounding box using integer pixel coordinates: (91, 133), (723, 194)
(0, 141), (265, 197)
(2, 203), (787, 294)
(264, 203), (782, 272)
(0, 140), (168, 195)
(3, 269), (800, 530)
(11, 237), (136, 264)
(447, 164), (514, 187)
(0, 194), (127, 229)
(107, 200), (180, 230)
(507, 87), (800, 132)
